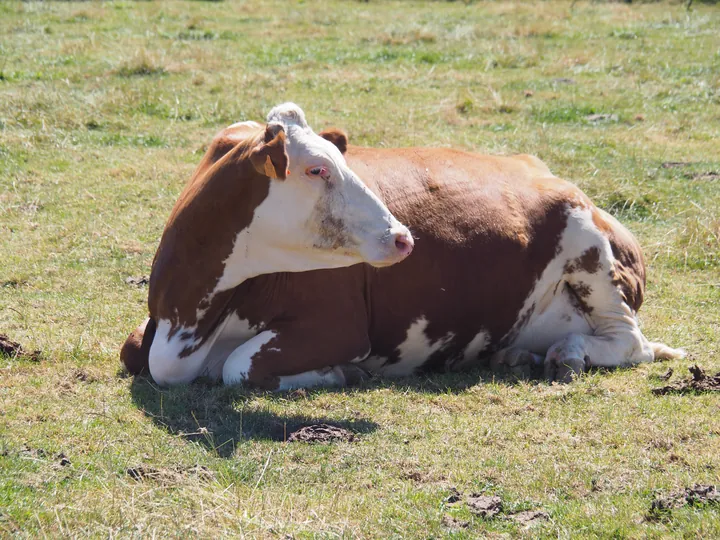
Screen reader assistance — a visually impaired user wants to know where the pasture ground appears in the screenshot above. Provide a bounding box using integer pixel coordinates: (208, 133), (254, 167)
(1, 0), (719, 537)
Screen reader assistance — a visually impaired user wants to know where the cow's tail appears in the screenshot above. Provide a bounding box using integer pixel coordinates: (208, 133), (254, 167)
(120, 317), (156, 375)
(650, 341), (686, 361)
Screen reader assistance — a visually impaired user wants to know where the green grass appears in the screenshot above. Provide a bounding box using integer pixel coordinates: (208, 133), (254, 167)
(1, 0), (719, 537)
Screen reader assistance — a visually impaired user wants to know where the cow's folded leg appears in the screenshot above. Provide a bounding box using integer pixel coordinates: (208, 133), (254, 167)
(222, 327), (370, 391)
(489, 347), (544, 379)
(543, 327), (655, 383)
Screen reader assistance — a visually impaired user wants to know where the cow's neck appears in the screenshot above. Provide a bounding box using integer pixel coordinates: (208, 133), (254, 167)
(148, 138), (271, 333)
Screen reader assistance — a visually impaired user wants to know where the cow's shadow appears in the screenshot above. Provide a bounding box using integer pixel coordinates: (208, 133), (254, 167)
(129, 364), (576, 457)
(129, 376), (379, 458)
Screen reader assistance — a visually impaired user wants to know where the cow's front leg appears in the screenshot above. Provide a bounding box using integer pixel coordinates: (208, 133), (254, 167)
(488, 347), (544, 379)
(222, 325), (370, 391)
(148, 319), (229, 386)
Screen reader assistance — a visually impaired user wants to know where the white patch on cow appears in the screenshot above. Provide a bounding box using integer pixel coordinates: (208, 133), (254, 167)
(507, 204), (659, 371)
(276, 367), (346, 391)
(378, 317), (454, 377)
(227, 120), (262, 129)
(222, 330), (277, 385)
(463, 329), (490, 365)
(202, 313), (265, 379)
(503, 205), (609, 350)
(149, 317), (231, 386)
(358, 355), (389, 371)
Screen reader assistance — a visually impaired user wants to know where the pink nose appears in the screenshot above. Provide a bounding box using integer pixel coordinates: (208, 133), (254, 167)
(393, 231), (414, 257)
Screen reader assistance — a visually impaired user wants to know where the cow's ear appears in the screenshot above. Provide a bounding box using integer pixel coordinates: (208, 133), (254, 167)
(319, 127), (348, 155)
(249, 124), (289, 180)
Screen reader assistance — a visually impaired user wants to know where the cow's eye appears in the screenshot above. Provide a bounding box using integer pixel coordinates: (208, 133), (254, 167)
(305, 165), (329, 178)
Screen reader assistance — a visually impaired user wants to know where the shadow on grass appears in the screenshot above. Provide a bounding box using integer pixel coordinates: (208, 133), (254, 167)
(129, 376), (379, 457)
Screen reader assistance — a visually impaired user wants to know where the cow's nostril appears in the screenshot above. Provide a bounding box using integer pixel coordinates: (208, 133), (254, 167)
(393, 233), (414, 256)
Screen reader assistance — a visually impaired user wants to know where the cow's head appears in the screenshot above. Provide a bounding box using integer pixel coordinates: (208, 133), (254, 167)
(244, 103), (413, 272)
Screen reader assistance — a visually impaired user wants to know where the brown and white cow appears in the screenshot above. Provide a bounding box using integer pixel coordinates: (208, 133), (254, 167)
(121, 103), (684, 389)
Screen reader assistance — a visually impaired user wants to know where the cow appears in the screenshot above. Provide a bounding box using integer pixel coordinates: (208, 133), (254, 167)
(121, 102), (684, 390)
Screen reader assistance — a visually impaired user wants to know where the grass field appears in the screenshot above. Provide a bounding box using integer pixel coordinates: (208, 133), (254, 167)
(1, 0), (720, 537)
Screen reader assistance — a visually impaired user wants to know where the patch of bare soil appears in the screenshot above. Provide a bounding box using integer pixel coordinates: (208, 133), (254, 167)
(661, 161), (692, 168)
(0, 334), (41, 361)
(652, 365), (720, 395)
(441, 515), (469, 530)
(286, 424), (355, 443)
(126, 464), (215, 483)
(509, 510), (549, 526)
(125, 275), (149, 286)
(647, 485), (719, 521)
(20, 446), (70, 468)
(466, 494), (503, 517)
(585, 113), (618, 123)
(690, 171), (720, 181)
(445, 488), (549, 525)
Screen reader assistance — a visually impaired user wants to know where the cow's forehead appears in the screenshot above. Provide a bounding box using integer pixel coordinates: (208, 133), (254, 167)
(285, 124), (346, 166)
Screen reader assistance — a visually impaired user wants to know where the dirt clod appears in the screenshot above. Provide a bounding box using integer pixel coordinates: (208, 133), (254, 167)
(0, 334), (41, 361)
(690, 171), (720, 181)
(652, 365), (720, 395)
(509, 510), (549, 525)
(286, 424), (355, 443)
(125, 275), (149, 286)
(466, 494), (503, 518)
(661, 161), (692, 168)
(585, 113), (618, 123)
(658, 368), (674, 381)
(126, 464), (215, 483)
(445, 487), (462, 504)
(647, 484), (719, 520)
(441, 515), (469, 530)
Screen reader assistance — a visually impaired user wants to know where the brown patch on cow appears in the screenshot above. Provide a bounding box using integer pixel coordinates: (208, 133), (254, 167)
(498, 303), (536, 350)
(592, 207), (645, 313)
(286, 424), (355, 443)
(147, 122), (274, 348)
(647, 485), (719, 521)
(345, 147), (576, 371)
(318, 127), (348, 154)
(652, 365), (720, 395)
(591, 207), (614, 234)
(120, 317), (156, 375)
(566, 281), (594, 315)
(564, 246), (601, 275)
(466, 494), (503, 517)
(0, 334), (41, 362)
(509, 510), (549, 526)
(125, 275), (149, 286)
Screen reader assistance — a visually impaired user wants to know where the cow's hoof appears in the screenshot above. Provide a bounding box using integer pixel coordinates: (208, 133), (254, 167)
(490, 348), (543, 379)
(335, 364), (372, 387)
(544, 337), (587, 383)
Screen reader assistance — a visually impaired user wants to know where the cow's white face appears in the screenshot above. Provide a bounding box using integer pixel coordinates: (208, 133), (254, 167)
(243, 103), (413, 274)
